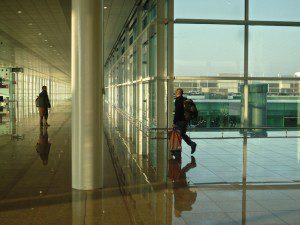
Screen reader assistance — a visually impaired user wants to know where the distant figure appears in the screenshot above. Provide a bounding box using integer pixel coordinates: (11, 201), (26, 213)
(173, 88), (197, 154)
(36, 126), (51, 165)
(38, 86), (51, 127)
(169, 153), (197, 217)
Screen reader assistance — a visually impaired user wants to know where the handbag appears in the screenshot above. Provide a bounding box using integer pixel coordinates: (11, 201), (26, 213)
(168, 129), (182, 151)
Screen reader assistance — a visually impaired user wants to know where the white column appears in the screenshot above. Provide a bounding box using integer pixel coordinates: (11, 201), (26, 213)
(72, 0), (104, 190)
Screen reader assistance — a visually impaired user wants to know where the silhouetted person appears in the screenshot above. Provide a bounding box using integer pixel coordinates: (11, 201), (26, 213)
(38, 86), (51, 127)
(169, 153), (197, 217)
(173, 88), (196, 154)
(36, 126), (51, 165)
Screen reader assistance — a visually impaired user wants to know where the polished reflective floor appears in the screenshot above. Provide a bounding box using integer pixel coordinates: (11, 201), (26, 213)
(1, 102), (300, 224)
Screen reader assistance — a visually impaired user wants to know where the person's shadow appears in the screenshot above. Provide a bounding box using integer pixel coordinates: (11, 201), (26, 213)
(168, 152), (197, 217)
(36, 126), (51, 165)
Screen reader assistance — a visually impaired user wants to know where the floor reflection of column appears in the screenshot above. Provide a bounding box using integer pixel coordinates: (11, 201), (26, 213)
(242, 133), (248, 225)
(243, 132), (248, 181)
(72, 190), (104, 225)
(166, 188), (173, 225)
(72, 190), (86, 225)
(242, 177), (247, 225)
(85, 191), (103, 224)
(156, 191), (167, 225)
(157, 137), (167, 182)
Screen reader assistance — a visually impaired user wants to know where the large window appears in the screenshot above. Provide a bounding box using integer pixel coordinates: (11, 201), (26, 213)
(249, 26), (300, 77)
(250, 0), (300, 22)
(174, 0), (300, 130)
(174, 24), (244, 76)
(149, 34), (157, 77)
(175, 0), (244, 20)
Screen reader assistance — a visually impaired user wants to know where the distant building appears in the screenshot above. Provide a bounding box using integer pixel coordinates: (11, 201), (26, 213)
(174, 73), (300, 96)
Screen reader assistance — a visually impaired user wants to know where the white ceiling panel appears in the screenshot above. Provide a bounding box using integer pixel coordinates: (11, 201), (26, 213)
(0, 0), (137, 80)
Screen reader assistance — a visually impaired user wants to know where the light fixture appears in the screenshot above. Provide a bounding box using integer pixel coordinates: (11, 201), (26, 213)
(17, 11), (22, 14)
(44, 40), (48, 42)
(104, 6), (108, 9)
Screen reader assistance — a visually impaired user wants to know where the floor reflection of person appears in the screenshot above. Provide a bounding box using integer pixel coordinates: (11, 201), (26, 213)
(168, 152), (197, 218)
(36, 126), (51, 165)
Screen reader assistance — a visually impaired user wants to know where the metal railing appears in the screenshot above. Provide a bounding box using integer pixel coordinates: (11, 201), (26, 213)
(105, 100), (300, 140)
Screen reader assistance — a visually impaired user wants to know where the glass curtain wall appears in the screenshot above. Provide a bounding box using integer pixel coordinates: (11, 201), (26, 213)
(14, 69), (70, 121)
(0, 67), (70, 136)
(104, 2), (171, 223)
(102, 1), (300, 223)
(174, 0), (300, 132)
(104, 0), (300, 181)
(173, 0), (300, 187)
(104, 0), (168, 170)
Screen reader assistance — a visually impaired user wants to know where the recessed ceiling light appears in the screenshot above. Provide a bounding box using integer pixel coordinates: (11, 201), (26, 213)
(17, 11), (22, 14)
(44, 40), (48, 42)
(104, 6), (108, 9)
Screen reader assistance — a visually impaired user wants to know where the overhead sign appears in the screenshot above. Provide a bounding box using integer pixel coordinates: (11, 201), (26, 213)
(12, 68), (23, 73)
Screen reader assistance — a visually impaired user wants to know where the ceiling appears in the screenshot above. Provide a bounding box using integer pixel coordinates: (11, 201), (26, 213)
(104, 0), (136, 60)
(0, 0), (136, 82)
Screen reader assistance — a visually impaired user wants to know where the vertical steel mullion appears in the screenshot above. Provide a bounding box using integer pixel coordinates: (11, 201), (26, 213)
(243, 0), (249, 179)
(166, 1), (175, 223)
(167, 0), (174, 129)
(242, 1), (249, 224)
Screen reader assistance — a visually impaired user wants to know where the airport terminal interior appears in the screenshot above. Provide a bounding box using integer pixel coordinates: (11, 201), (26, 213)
(1, 0), (300, 224)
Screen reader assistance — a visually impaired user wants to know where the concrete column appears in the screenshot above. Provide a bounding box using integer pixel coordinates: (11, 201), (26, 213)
(72, 0), (104, 190)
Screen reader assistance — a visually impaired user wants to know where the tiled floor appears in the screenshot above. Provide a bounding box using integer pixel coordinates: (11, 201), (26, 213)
(1, 102), (300, 224)
(0, 102), (132, 225)
(182, 131), (300, 184)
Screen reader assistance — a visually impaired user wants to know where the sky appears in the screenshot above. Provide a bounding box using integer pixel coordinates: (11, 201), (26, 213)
(174, 0), (300, 77)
